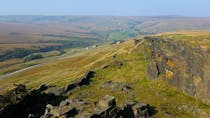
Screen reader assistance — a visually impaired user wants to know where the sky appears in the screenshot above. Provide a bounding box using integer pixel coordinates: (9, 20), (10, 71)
(0, 0), (209, 17)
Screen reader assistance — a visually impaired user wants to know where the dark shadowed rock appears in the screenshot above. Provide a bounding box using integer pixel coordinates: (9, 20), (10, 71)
(64, 83), (77, 93)
(64, 71), (95, 93)
(121, 104), (135, 118)
(78, 71), (95, 86)
(122, 101), (158, 118)
(0, 84), (67, 118)
(38, 84), (49, 92)
(13, 84), (27, 94)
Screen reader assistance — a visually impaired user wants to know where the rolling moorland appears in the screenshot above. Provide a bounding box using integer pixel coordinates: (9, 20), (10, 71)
(1, 16), (210, 77)
(1, 16), (210, 117)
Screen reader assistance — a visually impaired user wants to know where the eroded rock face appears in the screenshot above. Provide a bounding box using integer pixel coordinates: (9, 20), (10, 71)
(145, 37), (210, 102)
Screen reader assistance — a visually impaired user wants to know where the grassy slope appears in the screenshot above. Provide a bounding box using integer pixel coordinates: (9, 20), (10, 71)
(156, 30), (210, 46)
(0, 38), (210, 117)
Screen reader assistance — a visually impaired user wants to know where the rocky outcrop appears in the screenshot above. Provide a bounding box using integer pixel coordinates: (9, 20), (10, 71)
(0, 70), (158, 118)
(0, 84), (66, 118)
(42, 99), (81, 118)
(0, 71), (97, 118)
(0, 84), (28, 116)
(41, 95), (157, 118)
(145, 36), (210, 102)
(44, 71), (96, 96)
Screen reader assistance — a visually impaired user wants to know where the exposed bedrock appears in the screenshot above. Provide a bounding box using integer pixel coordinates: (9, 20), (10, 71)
(0, 71), (95, 118)
(145, 37), (210, 102)
(42, 95), (157, 118)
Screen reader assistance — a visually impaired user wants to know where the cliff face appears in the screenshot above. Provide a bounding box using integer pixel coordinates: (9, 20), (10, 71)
(145, 32), (210, 102)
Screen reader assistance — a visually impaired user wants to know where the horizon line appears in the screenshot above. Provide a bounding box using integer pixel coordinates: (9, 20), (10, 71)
(0, 14), (210, 18)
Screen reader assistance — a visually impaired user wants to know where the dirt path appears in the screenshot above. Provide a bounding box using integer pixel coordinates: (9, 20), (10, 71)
(0, 64), (41, 80)
(0, 49), (82, 80)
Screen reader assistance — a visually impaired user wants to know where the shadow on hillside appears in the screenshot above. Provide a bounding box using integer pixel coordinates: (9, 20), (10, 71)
(1, 90), (67, 118)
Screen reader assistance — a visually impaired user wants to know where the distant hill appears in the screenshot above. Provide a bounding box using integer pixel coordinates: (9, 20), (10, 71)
(1, 16), (210, 34)
(1, 16), (210, 61)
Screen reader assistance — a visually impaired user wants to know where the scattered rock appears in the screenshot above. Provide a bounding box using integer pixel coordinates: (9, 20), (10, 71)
(98, 95), (116, 108)
(100, 80), (132, 92)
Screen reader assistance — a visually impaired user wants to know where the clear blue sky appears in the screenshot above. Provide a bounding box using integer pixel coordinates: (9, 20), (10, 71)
(0, 0), (209, 17)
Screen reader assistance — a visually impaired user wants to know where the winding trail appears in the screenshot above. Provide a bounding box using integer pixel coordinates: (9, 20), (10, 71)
(0, 64), (41, 80)
(0, 49), (82, 80)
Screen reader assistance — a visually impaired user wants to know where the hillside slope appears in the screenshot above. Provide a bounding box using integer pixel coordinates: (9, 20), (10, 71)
(1, 33), (210, 117)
